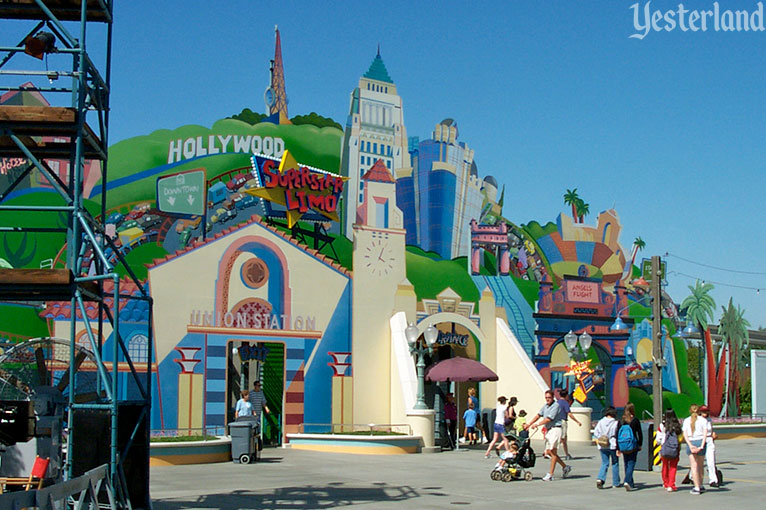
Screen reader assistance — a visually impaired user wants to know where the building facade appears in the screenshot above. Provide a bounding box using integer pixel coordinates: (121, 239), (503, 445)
(396, 119), (483, 259)
(339, 50), (409, 241)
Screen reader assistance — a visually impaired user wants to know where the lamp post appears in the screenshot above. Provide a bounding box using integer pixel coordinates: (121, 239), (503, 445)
(564, 329), (592, 362)
(609, 256), (664, 428)
(405, 322), (439, 410)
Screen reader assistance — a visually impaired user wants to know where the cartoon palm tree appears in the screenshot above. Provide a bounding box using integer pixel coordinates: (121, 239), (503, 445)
(563, 188), (580, 223)
(718, 299), (750, 416)
(630, 237), (645, 270)
(575, 199), (590, 224)
(681, 280), (723, 415)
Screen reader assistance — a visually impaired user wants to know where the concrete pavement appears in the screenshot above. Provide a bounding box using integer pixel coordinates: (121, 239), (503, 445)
(151, 437), (766, 509)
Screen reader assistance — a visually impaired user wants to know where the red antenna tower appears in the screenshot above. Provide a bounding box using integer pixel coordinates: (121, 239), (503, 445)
(267, 25), (289, 122)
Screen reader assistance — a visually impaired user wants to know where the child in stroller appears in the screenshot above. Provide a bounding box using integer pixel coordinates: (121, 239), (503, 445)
(490, 432), (536, 482)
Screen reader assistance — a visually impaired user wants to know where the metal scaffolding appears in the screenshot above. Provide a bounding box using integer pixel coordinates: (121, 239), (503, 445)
(0, 2), (151, 506)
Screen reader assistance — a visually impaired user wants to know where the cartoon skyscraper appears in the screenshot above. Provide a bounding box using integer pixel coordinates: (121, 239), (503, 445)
(339, 49), (409, 240)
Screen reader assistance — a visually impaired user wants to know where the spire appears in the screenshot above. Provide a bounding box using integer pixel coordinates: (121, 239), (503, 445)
(363, 49), (393, 84)
(269, 25), (289, 122)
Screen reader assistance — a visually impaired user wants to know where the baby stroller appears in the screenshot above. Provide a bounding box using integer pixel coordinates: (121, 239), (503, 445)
(490, 432), (536, 482)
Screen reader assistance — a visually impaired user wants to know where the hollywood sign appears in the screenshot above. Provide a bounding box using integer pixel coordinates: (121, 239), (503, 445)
(168, 135), (285, 164)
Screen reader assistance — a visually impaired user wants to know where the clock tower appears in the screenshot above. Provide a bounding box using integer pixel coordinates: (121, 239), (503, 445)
(352, 159), (406, 425)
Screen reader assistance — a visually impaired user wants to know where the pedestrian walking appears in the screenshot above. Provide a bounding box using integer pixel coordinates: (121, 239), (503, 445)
(485, 396), (510, 457)
(444, 392), (457, 449)
(699, 406), (720, 487)
(657, 409), (682, 491)
(557, 388), (582, 460)
(593, 406), (620, 489)
(249, 380), (270, 420)
(463, 401), (479, 445)
(234, 390), (253, 419)
(524, 389), (571, 481)
(616, 402), (642, 491)
(683, 404), (708, 495)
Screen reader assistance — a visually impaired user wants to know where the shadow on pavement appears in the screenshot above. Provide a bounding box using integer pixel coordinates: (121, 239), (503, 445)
(153, 482), (423, 509)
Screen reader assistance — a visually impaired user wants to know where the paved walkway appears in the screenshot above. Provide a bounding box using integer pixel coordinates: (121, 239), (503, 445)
(151, 437), (766, 509)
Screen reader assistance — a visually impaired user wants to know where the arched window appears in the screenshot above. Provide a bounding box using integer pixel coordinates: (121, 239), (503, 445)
(128, 334), (149, 363)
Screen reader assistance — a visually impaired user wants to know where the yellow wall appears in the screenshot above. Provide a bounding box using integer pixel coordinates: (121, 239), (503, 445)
(147, 220), (350, 367)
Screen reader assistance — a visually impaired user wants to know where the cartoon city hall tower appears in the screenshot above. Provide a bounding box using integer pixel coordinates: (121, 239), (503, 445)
(340, 48), (409, 241)
(351, 159), (406, 425)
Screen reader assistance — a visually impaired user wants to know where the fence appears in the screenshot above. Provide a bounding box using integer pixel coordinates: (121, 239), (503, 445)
(299, 423), (413, 435)
(0, 464), (129, 510)
(150, 426), (226, 440)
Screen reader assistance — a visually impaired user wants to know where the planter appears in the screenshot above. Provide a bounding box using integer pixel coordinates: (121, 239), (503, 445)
(713, 423), (766, 440)
(150, 437), (231, 466)
(286, 433), (424, 454)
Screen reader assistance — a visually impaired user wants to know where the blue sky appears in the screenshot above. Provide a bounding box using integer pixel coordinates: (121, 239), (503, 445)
(38, 1), (766, 325)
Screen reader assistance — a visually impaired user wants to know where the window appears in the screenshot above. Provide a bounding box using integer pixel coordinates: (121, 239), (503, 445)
(128, 334), (149, 363)
(386, 160), (391, 169)
(373, 143), (378, 154)
(375, 200), (389, 228)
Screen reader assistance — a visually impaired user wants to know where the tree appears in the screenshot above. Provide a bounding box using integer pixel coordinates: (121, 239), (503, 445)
(575, 199), (590, 223)
(630, 237), (645, 269)
(681, 280), (723, 415)
(290, 112), (342, 130)
(563, 188), (580, 223)
(229, 108), (268, 125)
(718, 299), (750, 416)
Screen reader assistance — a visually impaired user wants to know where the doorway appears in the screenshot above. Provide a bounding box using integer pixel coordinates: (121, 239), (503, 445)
(225, 340), (284, 445)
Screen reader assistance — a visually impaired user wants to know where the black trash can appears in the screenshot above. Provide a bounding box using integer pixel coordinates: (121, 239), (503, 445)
(229, 419), (258, 464)
(635, 422), (655, 471)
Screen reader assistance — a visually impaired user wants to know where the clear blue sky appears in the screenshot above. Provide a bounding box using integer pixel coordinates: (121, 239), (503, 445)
(103, 1), (764, 327)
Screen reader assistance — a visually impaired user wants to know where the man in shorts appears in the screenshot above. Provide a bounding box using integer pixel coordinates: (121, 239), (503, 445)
(525, 389), (572, 481)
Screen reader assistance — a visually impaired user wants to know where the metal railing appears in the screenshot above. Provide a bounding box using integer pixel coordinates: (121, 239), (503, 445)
(0, 463), (129, 510)
(150, 426), (226, 440)
(298, 423), (413, 435)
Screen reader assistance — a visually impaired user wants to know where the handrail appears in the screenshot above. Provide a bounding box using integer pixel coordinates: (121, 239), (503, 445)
(298, 423), (413, 436)
(0, 463), (126, 510)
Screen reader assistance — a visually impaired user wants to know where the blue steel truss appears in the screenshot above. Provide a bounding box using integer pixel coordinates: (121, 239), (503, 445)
(0, 2), (151, 507)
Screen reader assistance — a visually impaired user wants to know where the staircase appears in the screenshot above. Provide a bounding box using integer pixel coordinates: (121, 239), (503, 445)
(478, 276), (536, 357)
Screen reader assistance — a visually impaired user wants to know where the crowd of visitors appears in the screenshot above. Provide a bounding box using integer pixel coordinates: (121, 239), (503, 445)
(439, 386), (721, 495)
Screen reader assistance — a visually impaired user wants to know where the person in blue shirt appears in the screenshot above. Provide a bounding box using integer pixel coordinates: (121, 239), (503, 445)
(463, 401), (479, 445)
(234, 390), (253, 419)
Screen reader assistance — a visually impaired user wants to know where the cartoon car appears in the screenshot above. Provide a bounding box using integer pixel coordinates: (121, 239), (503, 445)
(105, 212), (124, 224)
(237, 194), (258, 210)
(226, 173), (248, 192)
(175, 216), (202, 233)
(116, 220), (139, 233)
(136, 213), (162, 229)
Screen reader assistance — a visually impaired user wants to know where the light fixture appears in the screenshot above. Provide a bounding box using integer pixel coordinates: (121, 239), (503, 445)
(579, 331), (592, 351)
(404, 322), (419, 348)
(610, 316), (629, 331)
(626, 345), (633, 359)
(24, 31), (56, 60)
(406, 321), (437, 410)
(564, 330), (577, 351)
(681, 321), (699, 338)
(424, 324), (439, 347)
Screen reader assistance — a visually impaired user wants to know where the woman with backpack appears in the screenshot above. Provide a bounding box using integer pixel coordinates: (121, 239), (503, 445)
(682, 404), (708, 495)
(657, 409), (682, 491)
(617, 403), (642, 491)
(593, 406), (620, 489)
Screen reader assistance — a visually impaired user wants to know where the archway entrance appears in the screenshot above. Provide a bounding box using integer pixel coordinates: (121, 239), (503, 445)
(549, 341), (611, 415)
(225, 339), (284, 446)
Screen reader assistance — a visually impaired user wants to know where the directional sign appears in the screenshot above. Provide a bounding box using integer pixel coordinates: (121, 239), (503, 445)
(640, 258), (667, 283)
(156, 168), (206, 216)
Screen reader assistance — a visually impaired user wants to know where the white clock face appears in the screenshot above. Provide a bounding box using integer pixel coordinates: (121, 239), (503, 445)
(363, 239), (395, 276)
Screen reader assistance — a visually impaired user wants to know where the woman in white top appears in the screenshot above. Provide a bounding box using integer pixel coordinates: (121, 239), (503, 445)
(682, 404), (708, 495)
(484, 396), (510, 458)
